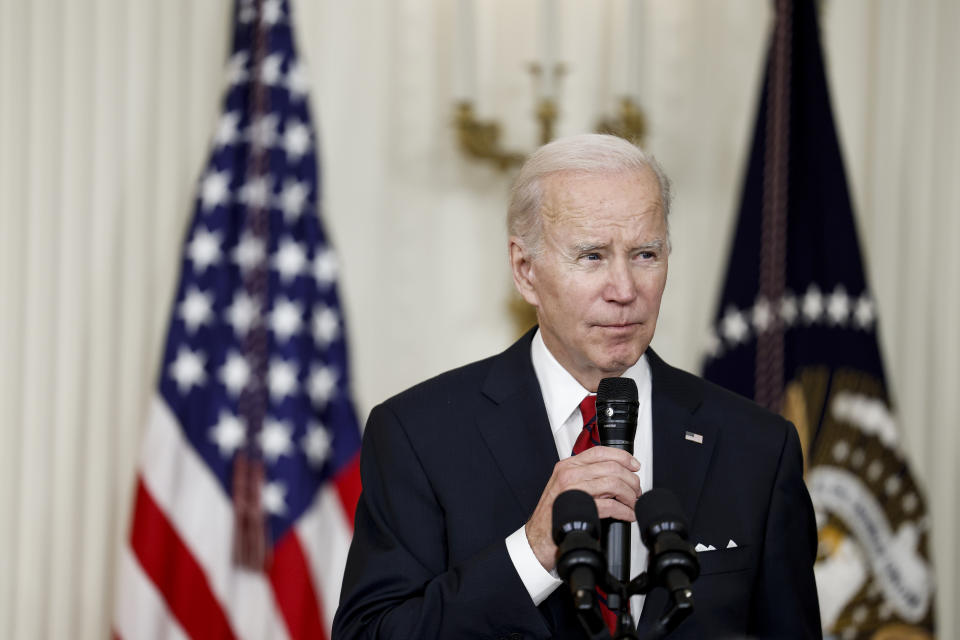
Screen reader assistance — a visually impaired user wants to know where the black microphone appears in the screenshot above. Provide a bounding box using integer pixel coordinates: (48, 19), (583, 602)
(596, 377), (639, 613)
(634, 489), (699, 606)
(552, 489), (605, 612)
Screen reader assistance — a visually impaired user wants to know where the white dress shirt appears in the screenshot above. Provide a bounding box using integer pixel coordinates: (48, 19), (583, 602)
(505, 329), (654, 618)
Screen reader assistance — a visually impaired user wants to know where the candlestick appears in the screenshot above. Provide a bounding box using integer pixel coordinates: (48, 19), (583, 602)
(538, 0), (559, 100)
(454, 0), (476, 102)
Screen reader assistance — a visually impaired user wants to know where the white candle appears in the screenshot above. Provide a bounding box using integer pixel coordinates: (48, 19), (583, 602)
(539, 0), (559, 100)
(454, 0), (476, 102)
(625, 0), (642, 99)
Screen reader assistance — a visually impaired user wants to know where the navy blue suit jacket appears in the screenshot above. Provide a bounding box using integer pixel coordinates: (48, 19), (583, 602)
(333, 330), (820, 639)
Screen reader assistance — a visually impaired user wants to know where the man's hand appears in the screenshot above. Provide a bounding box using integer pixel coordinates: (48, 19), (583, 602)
(524, 447), (642, 571)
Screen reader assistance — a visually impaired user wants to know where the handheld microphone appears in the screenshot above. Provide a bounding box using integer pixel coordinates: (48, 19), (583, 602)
(596, 377), (639, 612)
(634, 489), (699, 606)
(552, 489), (605, 612)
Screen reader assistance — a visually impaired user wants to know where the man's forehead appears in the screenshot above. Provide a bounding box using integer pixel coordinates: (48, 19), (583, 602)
(539, 169), (665, 230)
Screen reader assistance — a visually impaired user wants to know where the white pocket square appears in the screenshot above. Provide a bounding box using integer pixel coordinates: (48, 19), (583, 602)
(726, 539), (738, 549)
(694, 543), (716, 552)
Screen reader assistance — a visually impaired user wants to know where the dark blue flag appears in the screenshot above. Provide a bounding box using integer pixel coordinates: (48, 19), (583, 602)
(702, 1), (936, 637)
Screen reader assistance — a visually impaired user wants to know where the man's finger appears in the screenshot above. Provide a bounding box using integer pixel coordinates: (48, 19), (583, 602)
(569, 446), (641, 471)
(596, 498), (637, 522)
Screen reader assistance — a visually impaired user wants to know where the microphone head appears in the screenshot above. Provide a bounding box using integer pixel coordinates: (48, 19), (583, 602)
(597, 377), (638, 403)
(596, 377), (639, 449)
(552, 489), (599, 545)
(634, 488), (689, 546)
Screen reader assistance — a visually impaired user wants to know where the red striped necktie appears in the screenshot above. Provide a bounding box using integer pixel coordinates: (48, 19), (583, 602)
(570, 394), (619, 636)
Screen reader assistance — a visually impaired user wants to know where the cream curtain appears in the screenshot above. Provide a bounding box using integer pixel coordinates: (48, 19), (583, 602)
(0, 0), (956, 637)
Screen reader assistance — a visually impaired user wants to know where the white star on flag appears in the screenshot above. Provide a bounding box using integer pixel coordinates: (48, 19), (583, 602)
(269, 297), (303, 342)
(239, 175), (274, 210)
(720, 306), (750, 344)
(802, 285), (824, 323)
(259, 418), (294, 462)
(226, 51), (249, 85)
(282, 121), (310, 162)
(218, 351), (250, 397)
(752, 297), (773, 333)
(200, 170), (231, 211)
(226, 291), (260, 337)
(209, 411), (246, 457)
(262, 0), (284, 25)
(302, 422), (333, 467)
(853, 294), (876, 329)
(308, 365), (338, 407)
(262, 480), (287, 515)
(826, 285), (850, 325)
(285, 60), (308, 101)
(232, 232), (266, 274)
(273, 238), (307, 283)
(169, 347), (207, 394)
(312, 305), (340, 348)
(260, 52), (284, 86)
(187, 228), (222, 273)
(278, 179), (309, 222)
(178, 287), (214, 333)
(248, 114), (279, 151)
(214, 111), (242, 148)
(779, 292), (799, 326)
(313, 248), (339, 287)
(268, 357), (299, 402)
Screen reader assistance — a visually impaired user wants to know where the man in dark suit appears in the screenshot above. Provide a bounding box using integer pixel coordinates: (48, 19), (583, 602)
(333, 134), (820, 639)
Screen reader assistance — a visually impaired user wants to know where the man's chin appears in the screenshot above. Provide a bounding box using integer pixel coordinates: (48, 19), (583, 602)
(595, 349), (645, 377)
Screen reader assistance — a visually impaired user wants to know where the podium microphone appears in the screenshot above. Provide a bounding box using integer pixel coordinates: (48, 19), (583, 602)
(634, 488), (699, 637)
(552, 490), (605, 612)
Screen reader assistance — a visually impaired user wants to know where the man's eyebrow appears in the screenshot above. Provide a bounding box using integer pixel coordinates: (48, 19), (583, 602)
(634, 239), (666, 251)
(571, 242), (608, 254)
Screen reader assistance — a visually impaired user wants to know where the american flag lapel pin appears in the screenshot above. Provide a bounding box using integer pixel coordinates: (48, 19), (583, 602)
(684, 431), (704, 444)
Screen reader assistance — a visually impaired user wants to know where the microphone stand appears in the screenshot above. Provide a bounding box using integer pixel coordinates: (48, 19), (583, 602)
(573, 570), (694, 640)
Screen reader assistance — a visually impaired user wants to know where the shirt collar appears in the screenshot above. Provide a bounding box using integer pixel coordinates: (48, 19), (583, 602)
(530, 328), (651, 436)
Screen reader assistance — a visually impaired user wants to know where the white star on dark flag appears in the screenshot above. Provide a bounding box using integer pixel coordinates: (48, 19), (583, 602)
(169, 347), (207, 393)
(210, 411), (246, 457)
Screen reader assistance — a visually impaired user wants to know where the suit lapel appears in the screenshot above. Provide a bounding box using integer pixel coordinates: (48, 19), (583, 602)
(648, 348), (718, 530)
(476, 329), (559, 518)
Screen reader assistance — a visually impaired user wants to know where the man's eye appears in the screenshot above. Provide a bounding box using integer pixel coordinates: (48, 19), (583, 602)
(638, 251), (656, 260)
(583, 253), (601, 261)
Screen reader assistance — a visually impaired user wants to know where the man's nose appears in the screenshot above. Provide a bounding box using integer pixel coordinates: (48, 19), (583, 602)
(603, 258), (638, 304)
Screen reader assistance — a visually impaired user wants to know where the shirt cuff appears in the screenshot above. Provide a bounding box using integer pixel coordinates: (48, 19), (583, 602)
(505, 525), (563, 606)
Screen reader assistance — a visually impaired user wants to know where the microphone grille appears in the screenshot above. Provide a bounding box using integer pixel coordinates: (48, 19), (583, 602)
(634, 488), (688, 541)
(552, 489), (599, 545)
(597, 377), (638, 403)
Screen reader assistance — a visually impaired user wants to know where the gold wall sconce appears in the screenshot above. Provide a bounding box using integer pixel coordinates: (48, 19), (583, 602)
(453, 1), (647, 171)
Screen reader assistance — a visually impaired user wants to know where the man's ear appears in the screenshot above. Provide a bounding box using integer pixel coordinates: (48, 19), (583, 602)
(509, 237), (539, 307)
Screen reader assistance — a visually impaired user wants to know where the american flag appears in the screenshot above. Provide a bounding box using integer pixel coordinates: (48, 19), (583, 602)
(114, 1), (361, 638)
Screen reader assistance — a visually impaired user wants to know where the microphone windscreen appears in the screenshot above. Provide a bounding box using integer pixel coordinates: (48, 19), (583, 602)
(552, 489), (599, 545)
(597, 376), (638, 403)
(634, 488), (687, 534)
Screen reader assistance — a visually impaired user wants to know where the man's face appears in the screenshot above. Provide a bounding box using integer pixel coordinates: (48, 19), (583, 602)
(512, 169), (669, 390)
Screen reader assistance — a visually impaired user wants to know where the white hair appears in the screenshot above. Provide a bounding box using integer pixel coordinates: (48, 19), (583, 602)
(507, 133), (672, 256)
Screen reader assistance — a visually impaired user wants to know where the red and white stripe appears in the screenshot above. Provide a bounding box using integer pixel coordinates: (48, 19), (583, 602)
(114, 396), (359, 640)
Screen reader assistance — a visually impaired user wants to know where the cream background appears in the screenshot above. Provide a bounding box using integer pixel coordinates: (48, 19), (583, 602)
(0, 0), (957, 637)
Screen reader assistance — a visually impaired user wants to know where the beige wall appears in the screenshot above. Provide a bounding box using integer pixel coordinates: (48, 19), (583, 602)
(0, 0), (957, 637)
